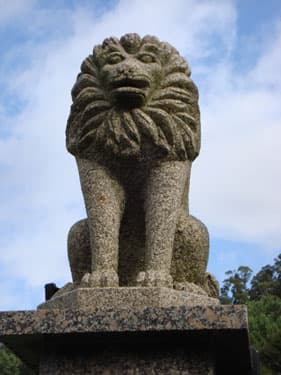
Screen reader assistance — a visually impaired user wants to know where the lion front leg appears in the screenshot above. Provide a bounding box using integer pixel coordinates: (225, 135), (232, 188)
(77, 158), (125, 287)
(137, 160), (191, 288)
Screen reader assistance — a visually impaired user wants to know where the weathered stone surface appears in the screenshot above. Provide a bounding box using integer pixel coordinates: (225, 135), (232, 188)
(0, 305), (252, 374)
(65, 33), (218, 295)
(39, 347), (215, 375)
(0, 305), (248, 335)
(38, 286), (219, 311)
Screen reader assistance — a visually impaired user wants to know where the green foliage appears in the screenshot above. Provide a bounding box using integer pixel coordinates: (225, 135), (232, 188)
(220, 255), (281, 305)
(262, 328), (281, 373)
(259, 364), (277, 375)
(220, 265), (253, 304)
(250, 265), (276, 300)
(0, 346), (33, 375)
(248, 295), (281, 374)
(0, 346), (21, 375)
(250, 255), (281, 300)
(248, 296), (281, 351)
(220, 254), (281, 374)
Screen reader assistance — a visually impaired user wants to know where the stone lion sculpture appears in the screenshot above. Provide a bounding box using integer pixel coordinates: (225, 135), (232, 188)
(66, 33), (218, 297)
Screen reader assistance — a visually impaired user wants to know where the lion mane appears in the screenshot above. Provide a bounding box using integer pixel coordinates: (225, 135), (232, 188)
(66, 33), (201, 161)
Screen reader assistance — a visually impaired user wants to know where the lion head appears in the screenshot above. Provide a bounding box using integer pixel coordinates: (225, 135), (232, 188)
(66, 33), (200, 161)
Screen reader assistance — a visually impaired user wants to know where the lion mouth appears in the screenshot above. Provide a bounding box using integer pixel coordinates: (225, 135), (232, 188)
(110, 77), (150, 108)
(110, 77), (150, 90)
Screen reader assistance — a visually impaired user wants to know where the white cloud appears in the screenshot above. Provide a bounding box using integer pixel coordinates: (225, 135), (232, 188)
(0, 0), (280, 309)
(191, 21), (281, 250)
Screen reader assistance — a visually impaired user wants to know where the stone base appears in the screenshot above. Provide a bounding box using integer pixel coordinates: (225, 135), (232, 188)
(39, 338), (214, 374)
(38, 286), (218, 310)
(0, 304), (252, 374)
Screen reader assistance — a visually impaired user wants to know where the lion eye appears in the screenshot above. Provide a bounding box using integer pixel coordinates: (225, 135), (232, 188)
(106, 54), (124, 65)
(138, 54), (156, 63)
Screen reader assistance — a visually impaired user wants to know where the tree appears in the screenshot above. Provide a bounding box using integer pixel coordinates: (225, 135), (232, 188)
(220, 266), (253, 304)
(248, 295), (281, 374)
(262, 328), (281, 373)
(250, 255), (281, 300)
(219, 256), (281, 374)
(250, 265), (276, 300)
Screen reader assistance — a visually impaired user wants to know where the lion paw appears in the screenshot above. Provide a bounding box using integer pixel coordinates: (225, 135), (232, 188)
(81, 270), (119, 287)
(136, 270), (173, 288)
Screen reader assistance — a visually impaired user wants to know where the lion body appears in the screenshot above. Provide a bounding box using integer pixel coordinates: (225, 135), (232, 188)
(66, 34), (218, 296)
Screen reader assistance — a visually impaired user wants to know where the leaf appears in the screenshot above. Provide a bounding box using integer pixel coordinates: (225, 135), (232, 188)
(122, 111), (141, 145)
(145, 107), (176, 146)
(132, 109), (158, 143)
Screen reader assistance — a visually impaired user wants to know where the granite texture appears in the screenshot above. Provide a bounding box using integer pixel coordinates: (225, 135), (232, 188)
(38, 286), (219, 310)
(65, 33), (218, 295)
(0, 305), (252, 374)
(0, 305), (248, 335)
(39, 348), (215, 374)
(0, 305), (247, 337)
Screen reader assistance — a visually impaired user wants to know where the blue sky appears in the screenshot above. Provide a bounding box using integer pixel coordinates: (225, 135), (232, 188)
(0, 0), (281, 310)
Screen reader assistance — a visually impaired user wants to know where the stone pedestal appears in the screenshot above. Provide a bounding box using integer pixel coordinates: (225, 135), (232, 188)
(38, 286), (219, 310)
(0, 289), (252, 374)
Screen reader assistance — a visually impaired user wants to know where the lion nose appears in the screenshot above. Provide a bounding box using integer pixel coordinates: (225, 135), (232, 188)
(117, 61), (140, 77)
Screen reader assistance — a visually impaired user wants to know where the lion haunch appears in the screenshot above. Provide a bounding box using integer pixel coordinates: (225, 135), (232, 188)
(66, 33), (218, 297)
